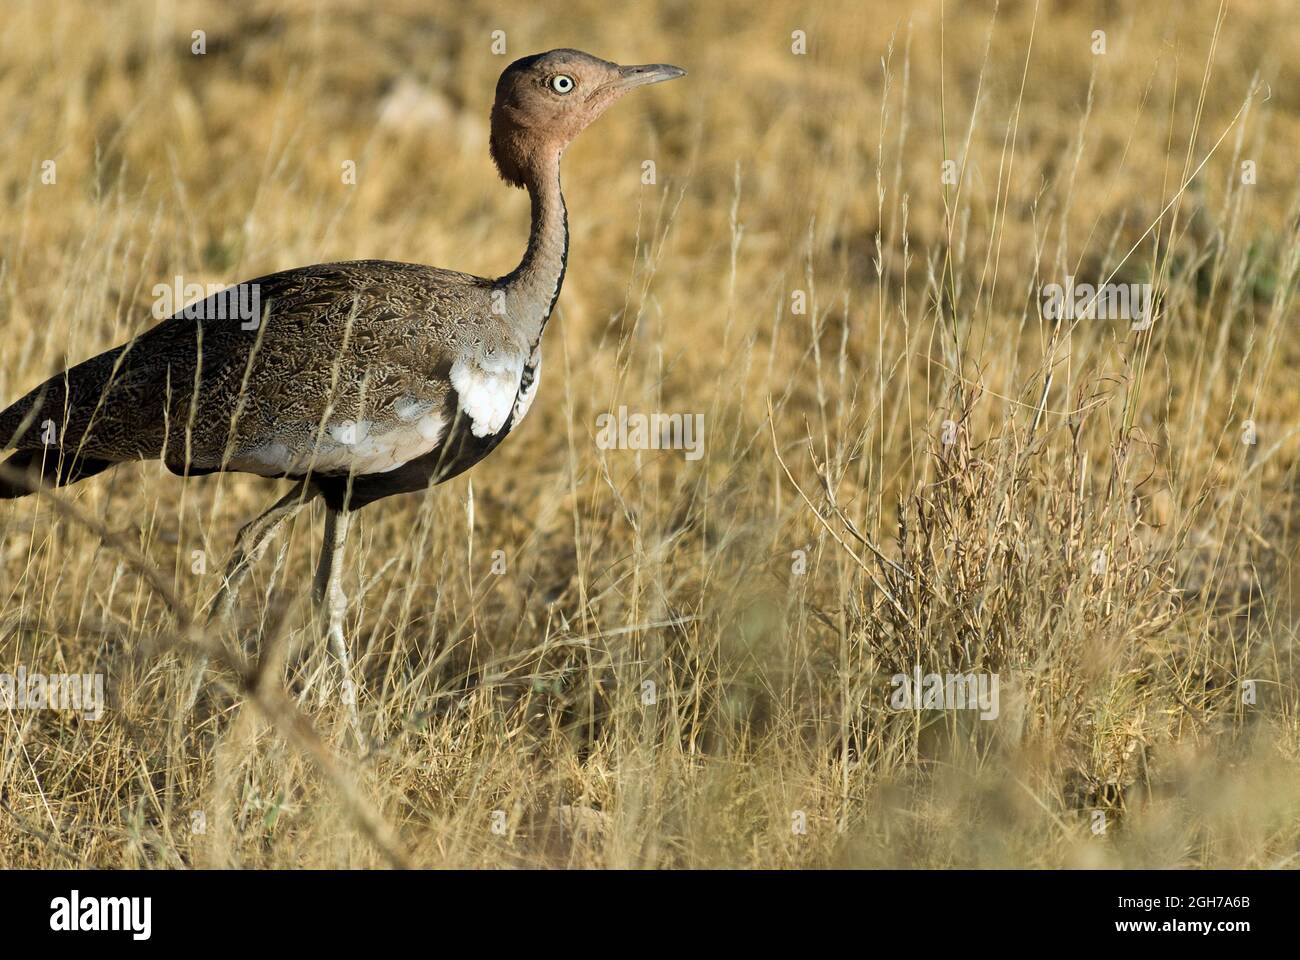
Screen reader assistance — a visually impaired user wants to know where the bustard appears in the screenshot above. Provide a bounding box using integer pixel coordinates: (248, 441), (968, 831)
(0, 49), (685, 733)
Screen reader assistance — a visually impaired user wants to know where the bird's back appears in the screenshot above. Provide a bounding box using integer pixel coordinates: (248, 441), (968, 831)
(0, 259), (531, 488)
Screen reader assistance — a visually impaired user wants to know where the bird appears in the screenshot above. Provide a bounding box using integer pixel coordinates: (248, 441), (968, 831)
(0, 49), (685, 735)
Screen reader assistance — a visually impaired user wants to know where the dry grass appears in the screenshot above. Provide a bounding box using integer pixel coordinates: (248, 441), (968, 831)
(1, 0), (1298, 868)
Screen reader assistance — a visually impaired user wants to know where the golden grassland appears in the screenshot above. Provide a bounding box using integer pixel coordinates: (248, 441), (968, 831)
(1, 0), (1298, 867)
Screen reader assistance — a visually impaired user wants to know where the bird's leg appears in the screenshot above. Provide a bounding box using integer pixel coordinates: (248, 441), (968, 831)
(313, 505), (362, 742)
(208, 480), (318, 624)
(189, 480), (317, 709)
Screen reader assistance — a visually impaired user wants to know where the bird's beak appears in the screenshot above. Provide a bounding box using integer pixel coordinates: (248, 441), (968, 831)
(590, 63), (686, 100)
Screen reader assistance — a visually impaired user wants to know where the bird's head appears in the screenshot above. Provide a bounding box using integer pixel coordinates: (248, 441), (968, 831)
(489, 48), (685, 188)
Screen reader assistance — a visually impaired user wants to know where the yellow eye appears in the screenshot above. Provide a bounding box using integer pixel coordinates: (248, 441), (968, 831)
(550, 74), (575, 94)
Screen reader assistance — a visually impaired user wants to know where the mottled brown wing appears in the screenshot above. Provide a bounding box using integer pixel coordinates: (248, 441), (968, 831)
(0, 261), (492, 479)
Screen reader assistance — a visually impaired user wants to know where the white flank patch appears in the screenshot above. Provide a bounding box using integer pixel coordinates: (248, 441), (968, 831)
(234, 409), (446, 476)
(328, 419), (369, 445)
(450, 353), (524, 437)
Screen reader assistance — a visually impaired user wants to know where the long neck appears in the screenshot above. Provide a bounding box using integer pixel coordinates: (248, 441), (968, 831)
(500, 150), (568, 348)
